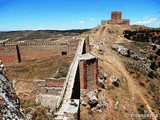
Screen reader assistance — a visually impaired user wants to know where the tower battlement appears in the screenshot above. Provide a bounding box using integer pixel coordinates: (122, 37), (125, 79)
(101, 11), (130, 26)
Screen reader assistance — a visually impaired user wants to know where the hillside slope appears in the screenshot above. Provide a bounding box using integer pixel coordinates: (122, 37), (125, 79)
(80, 25), (160, 120)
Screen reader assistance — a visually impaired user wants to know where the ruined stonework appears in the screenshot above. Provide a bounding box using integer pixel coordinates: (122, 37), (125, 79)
(0, 40), (79, 64)
(79, 54), (98, 90)
(0, 61), (24, 119)
(101, 11), (130, 26)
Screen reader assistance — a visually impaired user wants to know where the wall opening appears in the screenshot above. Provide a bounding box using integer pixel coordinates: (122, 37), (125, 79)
(61, 51), (67, 56)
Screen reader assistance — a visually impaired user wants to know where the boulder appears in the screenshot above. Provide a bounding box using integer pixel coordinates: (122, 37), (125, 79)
(110, 75), (120, 87)
(112, 44), (146, 61)
(87, 91), (98, 108)
(112, 44), (130, 56)
(81, 100), (87, 107)
(102, 100), (109, 108)
(0, 60), (5, 73)
(114, 100), (119, 111)
(98, 49), (104, 55)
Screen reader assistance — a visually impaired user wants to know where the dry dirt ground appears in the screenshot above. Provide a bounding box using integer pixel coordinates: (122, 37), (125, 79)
(4, 55), (73, 119)
(80, 25), (159, 120)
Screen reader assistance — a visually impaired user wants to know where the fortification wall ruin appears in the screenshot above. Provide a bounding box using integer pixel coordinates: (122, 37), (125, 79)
(79, 58), (98, 90)
(34, 78), (65, 95)
(0, 45), (18, 63)
(0, 40), (79, 63)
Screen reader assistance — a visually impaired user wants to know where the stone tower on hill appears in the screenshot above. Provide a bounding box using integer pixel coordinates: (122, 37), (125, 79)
(101, 11), (130, 26)
(111, 11), (122, 21)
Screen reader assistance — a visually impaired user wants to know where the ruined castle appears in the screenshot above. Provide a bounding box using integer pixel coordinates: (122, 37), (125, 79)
(101, 11), (130, 25)
(0, 36), (98, 119)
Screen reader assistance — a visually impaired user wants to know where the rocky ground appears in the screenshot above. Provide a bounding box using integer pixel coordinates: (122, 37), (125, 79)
(80, 25), (160, 120)
(0, 61), (24, 120)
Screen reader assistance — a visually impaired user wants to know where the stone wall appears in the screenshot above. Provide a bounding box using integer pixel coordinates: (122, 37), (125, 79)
(111, 11), (122, 21)
(0, 41), (79, 63)
(101, 11), (130, 26)
(79, 57), (98, 90)
(0, 46), (18, 63)
(34, 78), (65, 95)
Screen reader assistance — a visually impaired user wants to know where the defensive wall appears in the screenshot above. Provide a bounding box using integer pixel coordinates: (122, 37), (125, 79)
(0, 40), (79, 64)
(0, 36), (98, 119)
(54, 36), (98, 119)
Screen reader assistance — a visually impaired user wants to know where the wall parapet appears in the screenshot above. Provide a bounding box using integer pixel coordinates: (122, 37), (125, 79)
(0, 42), (68, 47)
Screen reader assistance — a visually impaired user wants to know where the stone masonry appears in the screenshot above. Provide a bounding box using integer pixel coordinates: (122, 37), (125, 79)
(101, 11), (130, 25)
(79, 54), (98, 90)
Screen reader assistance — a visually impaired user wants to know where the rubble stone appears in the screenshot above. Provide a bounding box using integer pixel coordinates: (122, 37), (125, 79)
(0, 60), (24, 119)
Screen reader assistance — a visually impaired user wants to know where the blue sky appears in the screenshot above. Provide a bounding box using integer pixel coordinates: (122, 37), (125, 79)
(0, 0), (159, 30)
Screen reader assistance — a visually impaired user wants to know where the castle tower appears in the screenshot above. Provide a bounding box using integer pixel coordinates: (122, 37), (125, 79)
(111, 11), (122, 21)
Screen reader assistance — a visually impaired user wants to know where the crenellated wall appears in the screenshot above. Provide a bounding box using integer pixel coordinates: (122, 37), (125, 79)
(101, 11), (130, 26)
(0, 40), (79, 63)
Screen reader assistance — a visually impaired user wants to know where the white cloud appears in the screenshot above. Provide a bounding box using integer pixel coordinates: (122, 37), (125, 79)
(133, 17), (158, 25)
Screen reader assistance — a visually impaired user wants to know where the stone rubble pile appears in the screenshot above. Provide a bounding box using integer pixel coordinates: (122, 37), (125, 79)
(98, 70), (108, 89)
(112, 44), (145, 60)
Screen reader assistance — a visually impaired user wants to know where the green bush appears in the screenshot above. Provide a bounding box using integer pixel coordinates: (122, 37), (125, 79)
(54, 65), (69, 78)
(139, 82), (145, 87)
(148, 71), (154, 78)
(148, 54), (154, 61)
(152, 45), (157, 50)
(20, 99), (39, 109)
(156, 49), (160, 56)
(150, 62), (158, 70)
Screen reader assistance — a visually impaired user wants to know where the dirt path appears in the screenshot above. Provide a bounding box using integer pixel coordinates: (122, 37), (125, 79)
(91, 36), (157, 120)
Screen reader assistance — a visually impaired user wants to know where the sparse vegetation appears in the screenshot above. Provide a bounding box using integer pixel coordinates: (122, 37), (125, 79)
(20, 98), (39, 109)
(150, 61), (158, 70)
(124, 28), (160, 44)
(137, 104), (146, 114)
(156, 49), (160, 56)
(152, 45), (157, 51)
(139, 82), (145, 87)
(54, 65), (69, 78)
(148, 71), (154, 78)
